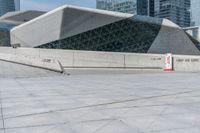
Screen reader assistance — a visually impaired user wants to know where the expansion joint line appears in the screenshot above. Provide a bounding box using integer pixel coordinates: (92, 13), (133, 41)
(0, 89), (6, 133)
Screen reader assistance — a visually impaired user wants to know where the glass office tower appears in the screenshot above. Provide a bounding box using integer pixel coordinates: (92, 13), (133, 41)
(97, 0), (137, 14)
(191, 0), (200, 26)
(154, 0), (191, 27)
(0, 0), (20, 16)
(96, 0), (153, 16)
(0, 0), (20, 46)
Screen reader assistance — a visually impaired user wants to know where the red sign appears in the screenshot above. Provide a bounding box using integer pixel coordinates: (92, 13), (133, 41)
(164, 53), (173, 71)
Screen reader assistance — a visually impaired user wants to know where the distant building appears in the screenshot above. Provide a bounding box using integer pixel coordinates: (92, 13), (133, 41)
(191, 0), (200, 26)
(0, 10), (45, 46)
(184, 26), (200, 42)
(96, 0), (154, 16)
(154, 0), (191, 27)
(0, 0), (20, 16)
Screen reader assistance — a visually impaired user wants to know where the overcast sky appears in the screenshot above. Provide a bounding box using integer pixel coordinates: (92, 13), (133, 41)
(21, 0), (96, 11)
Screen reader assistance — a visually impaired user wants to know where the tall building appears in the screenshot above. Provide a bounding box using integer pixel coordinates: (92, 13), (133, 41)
(149, 0), (155, 17)
(191, 0), (200, 26)
(0, 0), (20, 16)
(154, 0), (191, 27)
(96, 0), (154, 16)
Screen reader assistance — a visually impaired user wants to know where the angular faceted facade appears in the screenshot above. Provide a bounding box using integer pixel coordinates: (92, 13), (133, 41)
(38, 16), (161, 53)
(0, 0), (20, 16)
(11, 5), (200, 55)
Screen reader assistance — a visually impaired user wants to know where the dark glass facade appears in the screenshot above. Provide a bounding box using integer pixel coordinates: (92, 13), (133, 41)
(0, 0), (20, 16)
(37, 16), (162, 53)
(96, 0), (155, 17)
(0, 23), (15, 46)
(154, 0), (191, 27)
(149, 0), (155, 17)
(137, 0), (149, 16)
(96, 0), (137, 14)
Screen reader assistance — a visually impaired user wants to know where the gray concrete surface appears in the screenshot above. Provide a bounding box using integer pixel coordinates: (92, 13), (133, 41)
(0, 47), (200, 72)
(3, 47), (200, 72)
(0, 47), (165, 70)
(0, 53), (63, 73)
(0, 60), (59, 78)
(148, 19), (200, 55)
(0, 60), (200, 132)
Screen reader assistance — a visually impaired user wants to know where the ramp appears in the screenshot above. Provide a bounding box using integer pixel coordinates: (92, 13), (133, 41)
(0, 60), (60, 78)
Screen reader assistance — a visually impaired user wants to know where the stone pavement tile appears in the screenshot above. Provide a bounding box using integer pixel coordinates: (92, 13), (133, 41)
(3, 101), (53, 118)
(58, 108), (114, 123)
(150, 127), (200, 133)
(121, 115), (194, 133)
(91, 119), (138, 133)
(4, 112), (67, 129)
(5, 125), (75, 133)
(0, 120), (4, 131)
(1, 70), (200, 132)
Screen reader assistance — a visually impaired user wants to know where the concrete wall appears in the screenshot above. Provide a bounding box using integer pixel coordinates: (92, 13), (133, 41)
(173, 55), (200, 71)
(0, 53), (63, 73)
(11, 7), (64, 47)
(0, 47), (165, 70)
(1, 47), (200, 72)
(148, 19), (200, 55)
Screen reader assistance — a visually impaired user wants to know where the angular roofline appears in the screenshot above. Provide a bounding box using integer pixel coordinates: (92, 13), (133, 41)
(162, 19), (180, 29)
(0, 10), (46, 26)
(0, 10), (45, 19)
(183, 26), (200, 30)
(11, 5), (134, 32)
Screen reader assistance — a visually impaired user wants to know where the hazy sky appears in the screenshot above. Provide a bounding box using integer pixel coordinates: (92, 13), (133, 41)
(21, 0), (96, 11)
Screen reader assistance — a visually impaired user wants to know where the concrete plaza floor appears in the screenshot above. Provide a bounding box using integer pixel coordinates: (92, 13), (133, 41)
(0, 61), (200, 132)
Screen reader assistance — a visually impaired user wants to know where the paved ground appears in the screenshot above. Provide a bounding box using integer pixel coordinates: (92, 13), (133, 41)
(1, 61), (200, 133)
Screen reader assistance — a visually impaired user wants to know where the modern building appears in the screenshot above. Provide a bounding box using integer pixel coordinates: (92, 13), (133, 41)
(154, 0), (191, 27)
(97, 0), (137, 14)
(184, 26), (200, 42)
(191, 0), (200, 26)
(149, 0), (155, 17)
(0, 0), (20, 16)
(10, 5), (200, 55)
(0, 10), (45, 46)
(96, 0), (154, 16)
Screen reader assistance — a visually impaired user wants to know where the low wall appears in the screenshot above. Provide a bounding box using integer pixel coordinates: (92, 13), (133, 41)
(0, 47), (200, 72)
(0, 48), (63, 73)
(0, 47), (165, 70)
(173, 55), (200, 71)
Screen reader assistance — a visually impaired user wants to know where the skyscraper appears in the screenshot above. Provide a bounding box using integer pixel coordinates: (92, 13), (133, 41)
(191, 0), (200, 26)
(96, 0), (154, 16)
(154, 0), (191, 27)
(0, 0), (20, 16)
(149, 0), (155, 17)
